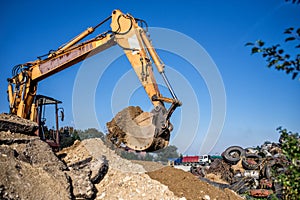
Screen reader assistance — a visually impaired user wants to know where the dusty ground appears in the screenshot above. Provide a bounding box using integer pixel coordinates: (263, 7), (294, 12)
(131, 160), (164, 172)
(0, 114), (245, 200)
(0, 132), (72, 200)
(0, 131), (245, 200)
(147, 166), (243, 200)
(58, 138), (182, 200)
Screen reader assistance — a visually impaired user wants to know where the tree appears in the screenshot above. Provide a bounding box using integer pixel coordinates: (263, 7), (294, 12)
(59, 127), (80, 149)
(119, 151), (139, 160)
(155, 145), (179, 162)
(246, 1), (299, 80)
(77, 128), (105, 141)
(285, 0), (300, 4)
(246, 27), (300, 80)
(277, 127), (300, 199)
(143, 153), (154, 161)
(246, 2), (299, 199)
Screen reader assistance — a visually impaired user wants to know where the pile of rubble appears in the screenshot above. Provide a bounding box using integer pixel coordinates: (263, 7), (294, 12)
(0, 133), (181, 199)
(192, 142), (288, 199)
(0, 113), (38, 134)
(58, 138), (181, 200)
(0, 113), (182, 200)
(0, 113), (270, 200)
(0, 131), (73, 199)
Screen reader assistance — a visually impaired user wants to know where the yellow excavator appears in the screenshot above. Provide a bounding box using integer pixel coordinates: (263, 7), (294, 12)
(4, 9), (181, 152)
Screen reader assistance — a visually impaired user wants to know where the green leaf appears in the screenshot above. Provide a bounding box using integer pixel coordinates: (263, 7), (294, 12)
(286, 67), (294, 74)
(283, 61), (291, 67)
(251, 47), (260, 54)
(285, 37), (296, 42)
(268, 59), (277, 67)
(284, 27), (294, 33)
(276, 64), (284, 70)
(278, 49), (284, 54)
(245, 42), (254, 46)
(284, 29), (292, 34)
(256, 40), (265, 47)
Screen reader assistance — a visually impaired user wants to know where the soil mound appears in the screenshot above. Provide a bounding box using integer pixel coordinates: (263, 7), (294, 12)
(147, 166), (243, 200)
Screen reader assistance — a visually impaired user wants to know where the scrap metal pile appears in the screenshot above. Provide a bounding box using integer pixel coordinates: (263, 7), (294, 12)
(191, 142), (288, 199)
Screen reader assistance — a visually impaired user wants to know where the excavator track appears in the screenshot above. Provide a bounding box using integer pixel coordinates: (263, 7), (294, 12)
(106, 106), (170, 152)
(0, 113), (38, 134)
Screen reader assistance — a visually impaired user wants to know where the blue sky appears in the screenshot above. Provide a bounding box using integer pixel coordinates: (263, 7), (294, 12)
(1, 1), (299, 154)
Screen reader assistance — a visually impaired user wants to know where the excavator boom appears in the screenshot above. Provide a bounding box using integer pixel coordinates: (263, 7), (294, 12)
(5, 9), (181, 152)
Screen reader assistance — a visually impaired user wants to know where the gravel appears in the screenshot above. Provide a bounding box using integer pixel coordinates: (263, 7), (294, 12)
(58, 138), (182, 200)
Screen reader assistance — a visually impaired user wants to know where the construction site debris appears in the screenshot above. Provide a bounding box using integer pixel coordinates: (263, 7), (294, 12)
(0, 114), (256, 200)
(131, 160), (164, 172)
(221, 146), (245, 165)
(67, 167), (95, 199)
(96, 169), (181, 200)
(147, 166), (243, 200)
(1, 127), (182, 200)
(205, 159), (233, 183)
(249, 189), (273, 198)
(0, 137), (72, 200)
(0, 131), (39, 145)
(0, 113), (38, 134)
(58, 138), (182, 200)
(1, 118), (248, 200)
(190, 142), (288, 199)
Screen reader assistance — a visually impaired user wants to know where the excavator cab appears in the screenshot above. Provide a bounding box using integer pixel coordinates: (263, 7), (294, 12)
(35, 95), (63, 151)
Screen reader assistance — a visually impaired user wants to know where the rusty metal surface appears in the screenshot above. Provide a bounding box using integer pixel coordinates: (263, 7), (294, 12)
(191, 142), (289, 199)
(33, 36), (116, 81)
(249, 189), (273, 197)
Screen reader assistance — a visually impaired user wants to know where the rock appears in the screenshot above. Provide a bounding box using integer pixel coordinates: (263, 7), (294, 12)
(203, 194), (210, 200)
(19, 139), (67, 171)
(95, 169), (180, 200)
(0, 131), (39, 145)
(58, 138), (180, 199)
(0, 113), (38, 134)
(67, 167), (95, 199)
(0, 140), (72, 200)
(90, 158), (109, 184)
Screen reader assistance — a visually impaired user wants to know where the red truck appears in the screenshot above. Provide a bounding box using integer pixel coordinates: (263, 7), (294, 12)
(181, 155), (218, 165)
(182, 156), (200, 164)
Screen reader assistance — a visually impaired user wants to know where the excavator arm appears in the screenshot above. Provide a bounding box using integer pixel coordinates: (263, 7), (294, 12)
(7, 9), (181, 152)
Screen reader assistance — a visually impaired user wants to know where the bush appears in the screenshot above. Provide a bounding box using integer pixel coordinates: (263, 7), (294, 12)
(277, 127), (300, 199)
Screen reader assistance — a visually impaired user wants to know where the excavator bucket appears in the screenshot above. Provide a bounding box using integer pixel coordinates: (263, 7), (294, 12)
(106, 106), (170, 152)
(117, 111), (155, 150)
